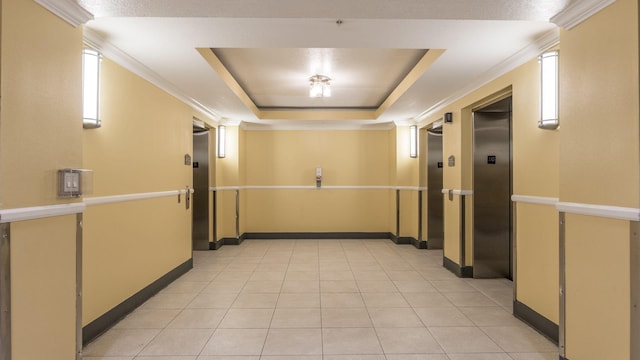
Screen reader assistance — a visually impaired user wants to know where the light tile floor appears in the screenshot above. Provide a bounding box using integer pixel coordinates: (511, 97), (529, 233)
(84, 239), (558, 360)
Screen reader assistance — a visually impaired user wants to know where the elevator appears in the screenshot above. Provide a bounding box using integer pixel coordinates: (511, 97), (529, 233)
(192, 128), (210, 250)
(426, 126), (444, 249)
(472, 96), (512, 279)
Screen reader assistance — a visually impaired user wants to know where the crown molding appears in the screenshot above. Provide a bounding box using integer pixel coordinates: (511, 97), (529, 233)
(83, 28), (220, 123)
(414, 27), (559, 124)
(551, 0), (616, 30)
(34, 0), (93, 27)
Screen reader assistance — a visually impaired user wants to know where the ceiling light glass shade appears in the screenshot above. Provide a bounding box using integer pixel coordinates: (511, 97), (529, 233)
(409, 125), (417, 158)
(82, 49), (102, 129)
(217, 125), (226, 158)
(539, 50), (559, 129)
(309, 74), (331, 97)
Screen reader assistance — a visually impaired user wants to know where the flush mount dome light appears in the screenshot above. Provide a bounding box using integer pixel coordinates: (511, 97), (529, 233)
(309, 74), (331, 98)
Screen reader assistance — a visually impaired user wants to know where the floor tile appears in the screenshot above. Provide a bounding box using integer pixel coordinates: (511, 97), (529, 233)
(481, 326), (558, 353)
(446, 354), (512, 360)
(201, 281), (247, 294)
(414, 307), (474, 327)
(322, 307), (373, 327)
(320, 270), (356, 280)
(136, 356), (196, 360)
(281, 280), (320, 293)
(276, 293), (321, 308)
(321, 293), (365, 307)
(83, 329), (160, 357)
(375, 327), (444, 354)
(385, 270), (425, 281)
(285, 271), (320, 280)
(403, 292), (455, 308)
(138, 329), (213, 356)
(196, 356), (258, 360)
(352, 270), (389, 280)
(458, 306), (524, 327)
(323, 356), (386, 360)
(443, 292), (499, 307)
(216, 271), (254, 281)
(270, 308), (321, 328)
(187, 292), (238, 309)
(161, 281), (209, 294)
(507, 353), (559, 360)
(430, 280), (477, 292)
(393, 280), (437, 293)
(429, 327), (502, 353)
(322, 328), (383, 355)
(142, 293), (197, 310)
(112, 309), (179, 329)
(361, 292), (409, 308)
(249, 271), (286, 280)
(218, 308), (274, 328)
(368, 307), (423, 327)
(231, 293), (279, 308)
(200, 328), (268, 355)
(385, 355), (448, 360)
(356, 280), (398, 293)
(241, 280), (283, 293)
(262, 328), (322, 355)
(320, 280), (360, 293)
(167, 309), (227, 328)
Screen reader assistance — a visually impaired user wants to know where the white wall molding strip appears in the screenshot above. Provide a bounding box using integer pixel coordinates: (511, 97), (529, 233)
(557, 202), (640, 222)
(551, 0), (616, 30)
(212, 185), (401, 191)
(511, 195), (559, 206)
(34, 0), (93, 27)
(441, 189), (473, 196)
(0, 203), (85, 224)
(84, 189), (192, 206)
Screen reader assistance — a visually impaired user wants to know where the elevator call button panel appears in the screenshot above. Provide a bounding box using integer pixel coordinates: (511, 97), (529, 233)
(487, 155), (497, 164)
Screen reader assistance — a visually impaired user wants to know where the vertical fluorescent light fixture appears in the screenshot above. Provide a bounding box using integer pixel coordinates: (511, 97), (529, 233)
(539, 50), (559, 129)
(82, 48), (102, 129)
(217, 125), (226, 158)
(409, 125), (418, 158)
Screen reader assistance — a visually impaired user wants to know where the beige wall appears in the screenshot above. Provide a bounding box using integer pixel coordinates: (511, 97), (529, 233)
(240, 129), (393, 234)
(83, 56), (200, 324)
(0, 0), (84, 359)
(559, 0), (639, 358)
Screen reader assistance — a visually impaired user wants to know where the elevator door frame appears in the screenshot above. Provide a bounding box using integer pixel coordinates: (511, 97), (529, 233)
(192, 130), (210, 251)
(472, 96), (513, 279)
(426, 128), (444, 249)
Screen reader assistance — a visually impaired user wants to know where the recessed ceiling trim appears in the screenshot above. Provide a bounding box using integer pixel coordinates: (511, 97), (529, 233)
(260, 109), (377, 121)
(551, 0), (616, 30)
(198, 47), (444, 121)
(197, 48), (261, 118)
(34, 0), (94, 27)
(374, 49), (445, 118)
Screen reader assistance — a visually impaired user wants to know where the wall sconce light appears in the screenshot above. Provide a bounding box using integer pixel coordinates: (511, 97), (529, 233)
(539, 50), (559, 129)
(82, 48), (102, 129)
(409, 125), (417, 158)
(444, 112), (453, 123)
(217, 125), (226, 158)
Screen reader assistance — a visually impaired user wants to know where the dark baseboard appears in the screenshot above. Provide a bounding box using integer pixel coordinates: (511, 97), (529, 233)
(212, 232), (426, 250)
(413, 238), (428, 249)
(83, 258), (193, 346)
(513, 300), (559, 344)
(443, 256), (473, 278)
(560, 357), (569, 360)
(244, 232), (392, 240)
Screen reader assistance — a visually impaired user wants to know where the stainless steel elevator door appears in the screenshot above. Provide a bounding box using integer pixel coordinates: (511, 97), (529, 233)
(473, 97), (512, 279)
(427, 130), (444, 249)
(192, 131), (210, 250)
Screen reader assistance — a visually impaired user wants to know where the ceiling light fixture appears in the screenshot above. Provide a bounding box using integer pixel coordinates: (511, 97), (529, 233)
(309, 74), (331, 98)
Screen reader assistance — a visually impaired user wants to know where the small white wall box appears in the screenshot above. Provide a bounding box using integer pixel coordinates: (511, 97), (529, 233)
(57, 169), (93, 198)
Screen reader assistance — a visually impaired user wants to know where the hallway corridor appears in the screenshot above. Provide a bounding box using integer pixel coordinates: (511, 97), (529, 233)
(83, 239), (557, 359)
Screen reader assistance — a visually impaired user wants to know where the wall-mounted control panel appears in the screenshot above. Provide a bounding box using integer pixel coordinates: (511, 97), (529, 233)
(57, 169), (93, 198)
(316, 167), (322, 188)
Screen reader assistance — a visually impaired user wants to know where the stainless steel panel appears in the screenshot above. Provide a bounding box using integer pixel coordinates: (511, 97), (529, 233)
(559, 212), (566, 358)
(473, 96), (512, 279)
(630, 221), (639, 360)
(192, 131), (210, 250)
(76, 214), (83, 360)
(0, 223), (10, 360)
(427, 131), (444, 249)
